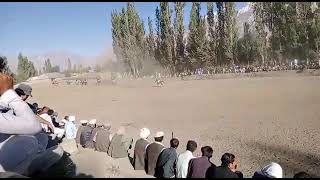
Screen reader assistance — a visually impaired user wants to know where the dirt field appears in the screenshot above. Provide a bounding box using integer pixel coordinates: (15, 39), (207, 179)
(28, 71), (320, 178)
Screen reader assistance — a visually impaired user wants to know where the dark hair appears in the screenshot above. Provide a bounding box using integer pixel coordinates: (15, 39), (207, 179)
(32, 103), (38, 108)
(64, 116), (69, 120)
(201, 146), (213, 158)
(170, 138), (179, 148)
(293, 172), (312, 178)
(221, 153), (235, 166)
(186, 140), (197, 152)
(15, 88), (25, 96)
(47, 109), (54, 116)
(154, 136), (164, 142)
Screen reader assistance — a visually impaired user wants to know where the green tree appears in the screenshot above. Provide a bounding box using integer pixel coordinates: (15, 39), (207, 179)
(0, 56), (13, 76)
(159, 2), (174, 74)
(253, 2), (268, 64)
(67, 58), (72, 71)
(186, 2), (207, 71)
(174, 2), (185, 73)
(236, 22), (259, 65)
(17, 53), (37, 82)
(44, 58), (53, 73)
(206, 2), (217, 67)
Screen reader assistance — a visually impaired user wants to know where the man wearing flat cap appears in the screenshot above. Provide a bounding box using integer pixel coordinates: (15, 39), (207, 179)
(146, 131), (165, 176)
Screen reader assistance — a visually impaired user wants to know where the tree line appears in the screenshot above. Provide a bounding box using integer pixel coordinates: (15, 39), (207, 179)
(0, 53), (91, 82)
(111, 2), (320, 77)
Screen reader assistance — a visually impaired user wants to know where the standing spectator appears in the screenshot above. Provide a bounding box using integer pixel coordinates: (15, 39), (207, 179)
(94, 123), (112, 153)
(107, 126), (133, 158)
(146, 131), (165, 176)
(155, 138), (179, 178)
(252, 162), (283, 178)
(62, 115), (77, 139)
(211, 153), (242, 178)
(187, 146), (215, 178)
(75, 120), (88, 147)
(133, 128), (151, 170)
(79, 120), (94, 148)
(177, 140), (197, 178)
(84, 119), (98, 149)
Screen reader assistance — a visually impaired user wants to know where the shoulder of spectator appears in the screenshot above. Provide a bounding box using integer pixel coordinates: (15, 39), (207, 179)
(0, 89), (20, 107)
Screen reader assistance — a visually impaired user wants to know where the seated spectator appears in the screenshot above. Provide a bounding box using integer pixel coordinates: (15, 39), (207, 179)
(51, 111), (61, 128)
(177, 140), (197, 178)
(0, 74), (63, 176)
(155, 138), (179, 178)
(94, 123), (112, 153)
(252, 162), (283, 178)
(133, 128), (151, 170)
(38, 107), (65, 140)
(107, 126), (133, 158)
(211, 153), (241, 178)
(14, 86), (55, 134)
(146, 131), (165, 176)
(62, 115), (77, 139)
(293, 171), (312, 178)
(76, 120), (88, 148)
(187, 146), (215, 178)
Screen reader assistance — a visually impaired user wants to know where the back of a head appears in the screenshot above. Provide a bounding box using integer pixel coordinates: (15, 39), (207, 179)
(186, 140), (197, 152)
(154, 136), (164, 142)
(154, 131), (164, 142)
(32, 103), (39, 108)
(47, 109), (54, 116)
(117, 126), (125, 135)
(201, 146), (213, 158)
(221, 153), (235, 166)
(294, 172), (312, 178)
(261, 162), (283, 178)
(170, 138), (179, 149)
(15, 88), (25, 97)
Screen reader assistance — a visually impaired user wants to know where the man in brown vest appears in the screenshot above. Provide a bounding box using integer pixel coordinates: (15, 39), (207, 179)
(94, 123), (112, 152)
(145, 131), (165, 176)
(107, 126), (133, 158)
(133, 128), (151, 170)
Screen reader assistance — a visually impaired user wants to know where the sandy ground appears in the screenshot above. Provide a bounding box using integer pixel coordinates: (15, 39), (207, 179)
(28, 71), (320, 178)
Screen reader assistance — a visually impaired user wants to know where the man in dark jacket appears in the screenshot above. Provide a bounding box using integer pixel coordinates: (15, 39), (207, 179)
(154, 138), (179, 178)
(76, 120), (88, 147)
(145, 131), (165, 176)
(187, 146), (215, 178)
(133, 128), (151, 170)
(210, 152), (241, 178)
(79, 121), (94, 148)
(94, 123), (112, 152)
(84, 119), (98, 149)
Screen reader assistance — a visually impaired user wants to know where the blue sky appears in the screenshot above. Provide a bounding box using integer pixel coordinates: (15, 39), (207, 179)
(0, 2), (247, 59)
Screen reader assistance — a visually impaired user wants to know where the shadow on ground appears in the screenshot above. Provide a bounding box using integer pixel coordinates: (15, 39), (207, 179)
(32, 152), (94, 178)
(243, 140), (320, 178)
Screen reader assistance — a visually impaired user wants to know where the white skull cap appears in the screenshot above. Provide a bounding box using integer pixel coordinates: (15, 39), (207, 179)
(88, 119), (97, 125)
(155, 131), (164, 138)
(140, 128), (150, 139)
